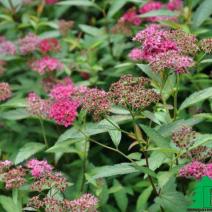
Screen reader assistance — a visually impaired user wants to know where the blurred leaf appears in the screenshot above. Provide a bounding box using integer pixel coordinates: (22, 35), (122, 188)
(15, 142), (46, 164)
(162, 73), (176, 100)
(107, 0), (128, 18)
(79, 24), (105, 37)
(0, 109), (29, 120)
(0, 196), (21, 212)
(179, 87), (212, 110)
(140, 9), (178, 18)
(57, 0), (100, 10)
(0, 98), (26, 108)
(192, 0), (212, 27)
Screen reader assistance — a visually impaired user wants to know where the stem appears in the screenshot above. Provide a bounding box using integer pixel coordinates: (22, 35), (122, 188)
(173, 74), (180, 120)
(39, 119), (48, 147)
(143, 151), (165, 212)
(80, 139), (88, 193)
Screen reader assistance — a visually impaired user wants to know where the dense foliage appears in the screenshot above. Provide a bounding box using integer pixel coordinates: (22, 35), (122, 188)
(0, 0), (212, 211)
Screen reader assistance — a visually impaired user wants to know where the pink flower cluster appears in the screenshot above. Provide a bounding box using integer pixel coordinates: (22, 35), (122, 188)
(129, 24), (195, 73)
(130, 24), (178, 62)
(27, 92), (50, 118)
(26, 159), (53, 178)
(49, 98), (79, 127)
(0, 82), (12, 102)
(119, 8), (142, 26)
(179, 161), (212, 179)
(18, 33), (41, 55)
(30, 56), (63, 74)
(38, 38), (60, 53)
(0, 39), (16, 55)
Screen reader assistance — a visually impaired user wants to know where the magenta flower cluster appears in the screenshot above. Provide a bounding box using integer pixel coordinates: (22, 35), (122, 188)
(26, 159), (53, 178)
(179, 161), (212, 180)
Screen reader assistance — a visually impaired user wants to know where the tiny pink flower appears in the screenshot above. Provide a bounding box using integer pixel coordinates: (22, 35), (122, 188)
(0, 40), (16, 55)
(167, 0), (183, 11)
(45, 0), (58, 4)
(120, 8), (142, 26)
(0, 82), (12, 102)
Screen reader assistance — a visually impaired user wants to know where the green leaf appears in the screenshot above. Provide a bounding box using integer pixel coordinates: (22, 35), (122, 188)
(0, 109), (29, 120)
(140, 9), (178, 18)
(0, 98), (26, 108)
(88, 161), (145, 179)
(157, 117), (205, 137)
(107, 0), (128, 18)
(162, 73), (176, 100)
(113, 180), (128, 212)
(15, 142), (46, 165)
(57, 0), (100, 10)
(192, 0), (212, 27)
(98, 118), (122, 148)
(190, 134), (212, 149)
(137, 64), (161, 83)
(140, 124), (170, 148)
(136, 186), (153, 212)
(179, 87), (212, 110)
(0, 196), (21, 212)
(79, 24), (105, 37)
(142, 110), (161, 125)
(154, 177), (189, 212)
(133, 165), (157, 178)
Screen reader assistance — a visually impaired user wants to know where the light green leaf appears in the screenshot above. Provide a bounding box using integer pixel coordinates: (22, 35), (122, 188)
(179, 87), (212, 110)
(0, 109), (29, 120)
(88, 161), (145, 179)
(15, 142), (46, 165)
(190, 134), (212, 149)
(57, 0), (100, 10)
(136, 186), (153, 212)
(140, 9), (178, 18)
(162, 73), (176, 100)
(137, 64), (161, 83)
(192, 0), (212, 27)
(107, 0), (128, 18)
(140, 124), (170, 148)
(79, 24), (105, 37)
(142, 110), (161, 125)
(0, 98), (26, 108)
(0, 196), (21, 212)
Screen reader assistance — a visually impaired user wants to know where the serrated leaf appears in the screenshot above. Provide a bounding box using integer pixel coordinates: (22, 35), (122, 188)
(15, 142), (46, 164)
(154, 177), (189, 212)
(192, 0), (212, 27)
(179, 87), (212, 110)
(140, 124), (170, 148)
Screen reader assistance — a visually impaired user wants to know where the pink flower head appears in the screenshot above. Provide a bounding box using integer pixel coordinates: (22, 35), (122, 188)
(167, 0), (183, 11)
(27, 159), (53, 178)
(119, 8), (142, 26)
(0, 160), (13, 173)
(128, 48), (144, 61)
(18, 33), (41, 55)
(0, 40), (16, 55)
(132, 25), (178, 62)
(45, 0), (57, 4)
(179, 161), (212, 179)
(30, 56), (63, 74)
(38, 38), (60, 53)
(49, 99), (79, 127)
(0, 82), (12, 102)
(50, 80), (75, 100)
